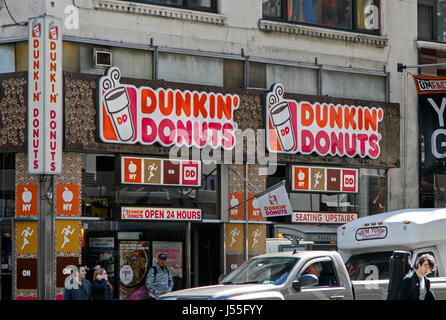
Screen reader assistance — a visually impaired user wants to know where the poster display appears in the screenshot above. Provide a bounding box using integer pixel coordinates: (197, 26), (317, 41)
(152, 241), (183, 291)
(119, 241), (150, 300)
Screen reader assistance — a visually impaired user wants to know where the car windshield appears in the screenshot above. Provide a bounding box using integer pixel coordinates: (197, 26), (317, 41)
(221, 256), (299, 285)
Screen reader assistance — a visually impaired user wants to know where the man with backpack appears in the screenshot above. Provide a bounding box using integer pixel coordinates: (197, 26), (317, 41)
(146, 253), (174, 300)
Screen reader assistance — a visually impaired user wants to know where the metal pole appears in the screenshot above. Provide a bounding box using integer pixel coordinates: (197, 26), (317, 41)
(37, 175), (55, 300)
(186, 222), (191, 289)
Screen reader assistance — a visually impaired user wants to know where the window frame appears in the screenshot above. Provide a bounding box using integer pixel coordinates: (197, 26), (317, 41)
(262, 0), (381, 35)
(298, 256), (341, 288)
(418, 0), (436, 41)
(121, 0), (218, 13)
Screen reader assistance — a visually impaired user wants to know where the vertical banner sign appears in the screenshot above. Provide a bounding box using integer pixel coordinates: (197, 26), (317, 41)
(413, 75), (446, 174)
(28, 16), (62, 174)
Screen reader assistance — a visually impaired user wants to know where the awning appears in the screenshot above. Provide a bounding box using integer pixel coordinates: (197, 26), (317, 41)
(274, 224), (338, 243)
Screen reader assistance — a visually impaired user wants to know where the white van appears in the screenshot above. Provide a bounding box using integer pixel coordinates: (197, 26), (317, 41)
(337, 208), (446, 299)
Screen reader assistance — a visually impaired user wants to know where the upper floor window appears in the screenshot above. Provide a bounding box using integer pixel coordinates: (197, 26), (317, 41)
(418, 0), (446, 43)
(262, 0), (380, 34)
(125, 0), (217, 13)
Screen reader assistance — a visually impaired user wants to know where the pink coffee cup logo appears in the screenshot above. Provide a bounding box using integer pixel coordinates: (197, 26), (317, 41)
(102, 68), (135, 142)
(267, 84), (296, 152)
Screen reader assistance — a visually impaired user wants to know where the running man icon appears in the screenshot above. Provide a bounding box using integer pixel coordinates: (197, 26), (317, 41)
(61, 225), (75, 249)
(21, 226), (34, 250)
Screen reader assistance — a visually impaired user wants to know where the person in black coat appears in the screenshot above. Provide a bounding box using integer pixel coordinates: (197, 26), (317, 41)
(63, 264), (92, 300)
(398, 254), (436, 300)
(92, 268), (113, 300)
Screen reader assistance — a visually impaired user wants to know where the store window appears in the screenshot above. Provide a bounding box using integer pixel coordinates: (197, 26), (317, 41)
(262, 0), (380, 34)
(418, 0), (446, 43)
(123, 0), (217, 13)
(82, 154), (116, 218)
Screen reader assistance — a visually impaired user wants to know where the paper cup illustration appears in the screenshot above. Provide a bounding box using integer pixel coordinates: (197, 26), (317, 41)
(268, 84), (295, 152)
(102, 68), (135, 142)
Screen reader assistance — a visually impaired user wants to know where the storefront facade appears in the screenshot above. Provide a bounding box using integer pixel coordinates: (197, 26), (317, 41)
(0, 64), (399, 299)
(0, 0), (419, 300)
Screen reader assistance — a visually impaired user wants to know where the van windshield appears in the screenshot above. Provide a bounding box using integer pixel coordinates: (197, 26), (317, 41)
(345, 251), (393, 280)
(222, 257), (299, 285)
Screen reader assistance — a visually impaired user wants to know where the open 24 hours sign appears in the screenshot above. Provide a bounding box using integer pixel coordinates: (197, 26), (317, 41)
(121, 207), (202, 222)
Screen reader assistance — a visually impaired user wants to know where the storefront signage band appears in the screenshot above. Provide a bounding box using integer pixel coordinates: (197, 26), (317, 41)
(121, 156), (201, 187)
(121, 207), (202, 222)
(292, 165), (358, 193)
(28, 16), (62, 174)
(292, 211), (358, 224)
(99, 67), (240, 150)
(265, 83), (384, 159)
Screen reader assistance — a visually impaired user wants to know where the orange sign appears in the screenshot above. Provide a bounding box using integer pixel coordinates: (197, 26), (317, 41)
(248, 193), (264, 221)
(16, 185), (38, 216)
(16, 222), (38, 254)
(56, 220), (79, 252)
(56, 184), (79, 216)
(123, 157), (142, 184)
(229, 193), (244, 220)
(293, 167), (310, 191)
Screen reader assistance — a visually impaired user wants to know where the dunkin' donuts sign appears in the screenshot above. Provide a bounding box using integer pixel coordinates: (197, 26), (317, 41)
(98, 67), (240, 149)
(265, 84), (384, 158)
(28, 16), (62, 174)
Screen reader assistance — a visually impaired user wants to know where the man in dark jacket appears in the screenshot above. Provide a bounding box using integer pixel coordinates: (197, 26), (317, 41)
(63, 264), (92, 300)
(398, 254), (436, 300)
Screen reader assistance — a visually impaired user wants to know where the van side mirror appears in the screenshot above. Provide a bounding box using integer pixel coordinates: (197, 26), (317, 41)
(292, 274), (318, 291)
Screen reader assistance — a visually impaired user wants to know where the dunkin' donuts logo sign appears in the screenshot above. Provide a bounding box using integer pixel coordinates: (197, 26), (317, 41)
(265, 84), (384, 159)
(99, 67), (240, 149)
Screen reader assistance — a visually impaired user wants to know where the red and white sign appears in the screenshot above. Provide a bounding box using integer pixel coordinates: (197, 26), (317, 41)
(99, 67), (240, 150)
(121, 156), (201, 187)
(265, 83), (383, 159)
(121, 207), (202, 222)
(355, 226), (388, 241)
(292, 211), (358, 224)
(28, 16), (62, 174)
(292, 165), (358, 193)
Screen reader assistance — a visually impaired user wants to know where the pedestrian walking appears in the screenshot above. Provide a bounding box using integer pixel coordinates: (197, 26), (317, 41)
(63, 264), (92, 300)
(92, 267), (113, 300)
(146, 254), (173, 299)
(398, 254), (436, 300)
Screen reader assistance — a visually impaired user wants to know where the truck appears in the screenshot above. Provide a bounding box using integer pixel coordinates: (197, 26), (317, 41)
(337, 207), (446, 299)
(160, 250), (360, 300)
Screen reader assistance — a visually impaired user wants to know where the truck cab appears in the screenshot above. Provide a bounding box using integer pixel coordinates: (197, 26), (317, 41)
(160, 251), (354, 300)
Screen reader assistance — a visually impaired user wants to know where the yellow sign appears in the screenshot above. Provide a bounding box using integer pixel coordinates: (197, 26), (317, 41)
(225, 223), (244, 252)
(56, 220), (79, 252)
(248, 224), (266, 252)
(16, 222), (38, 254)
